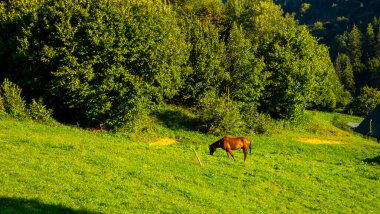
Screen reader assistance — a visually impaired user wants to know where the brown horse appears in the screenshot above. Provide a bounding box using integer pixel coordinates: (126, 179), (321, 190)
(209, 136), (252, 162)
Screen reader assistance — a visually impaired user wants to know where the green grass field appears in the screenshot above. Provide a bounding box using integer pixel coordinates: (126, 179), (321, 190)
(0, 107), (379, 213)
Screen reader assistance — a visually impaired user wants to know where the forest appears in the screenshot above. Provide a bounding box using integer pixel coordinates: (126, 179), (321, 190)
(0, 0), (378, 134)
(276, 0), (380, 115)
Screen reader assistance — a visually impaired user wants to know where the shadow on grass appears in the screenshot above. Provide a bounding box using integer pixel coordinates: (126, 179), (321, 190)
(363, 155), (380, 165)
(155, 108), (199, 132)
(0, 197), (99, 214)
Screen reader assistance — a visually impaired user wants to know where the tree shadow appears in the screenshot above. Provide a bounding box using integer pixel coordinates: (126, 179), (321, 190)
(155, 108), (199, 132)
(0, 197), (100, 214)
(363, 155), (380, 165)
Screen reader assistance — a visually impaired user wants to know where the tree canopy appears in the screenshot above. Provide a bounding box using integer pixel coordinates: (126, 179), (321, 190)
(275, 0), (380, 116)
(0, 0), (343, 133)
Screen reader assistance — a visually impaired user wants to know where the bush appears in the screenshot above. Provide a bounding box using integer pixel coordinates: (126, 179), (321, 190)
(0, 96), (5, 116)
(197, 91), (243, 135)
(107, 90), (154, 133)
(337, 90), (353, 109)
(0, 79), (27, 118)
(351, 86), (380, 116)
(28, 99), (53, 123)
(241, 105), (274, 134)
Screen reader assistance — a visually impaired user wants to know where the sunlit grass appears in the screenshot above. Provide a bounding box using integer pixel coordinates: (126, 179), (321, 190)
(0, 109), (379, 213)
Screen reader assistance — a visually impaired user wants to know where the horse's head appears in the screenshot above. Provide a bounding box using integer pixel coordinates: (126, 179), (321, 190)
(209, 145), (216, 155)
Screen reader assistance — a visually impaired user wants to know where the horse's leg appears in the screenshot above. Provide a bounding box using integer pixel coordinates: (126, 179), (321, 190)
(226, 151), (230, 159)
(225, 149), (235, 160)
(243, 148), (248, 162)
(228, 149), (236, 161)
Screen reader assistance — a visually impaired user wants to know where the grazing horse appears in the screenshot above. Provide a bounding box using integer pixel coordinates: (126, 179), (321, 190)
(209, 136), (252, 162)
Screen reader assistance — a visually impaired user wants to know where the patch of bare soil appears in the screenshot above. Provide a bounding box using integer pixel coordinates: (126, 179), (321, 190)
(149, 138), (178, 146)
(296, 138), (344, 145)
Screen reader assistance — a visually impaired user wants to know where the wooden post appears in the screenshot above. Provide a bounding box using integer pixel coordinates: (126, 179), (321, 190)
(193, 148), (203, 166)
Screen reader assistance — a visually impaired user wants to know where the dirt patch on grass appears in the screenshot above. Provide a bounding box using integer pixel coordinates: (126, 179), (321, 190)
(149, 138), (178, 146)
(296, 138), (344, 145)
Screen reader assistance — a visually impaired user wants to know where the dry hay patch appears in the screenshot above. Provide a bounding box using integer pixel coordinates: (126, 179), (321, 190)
(296, 138), (344, 145)
(149, 137), (178, 146)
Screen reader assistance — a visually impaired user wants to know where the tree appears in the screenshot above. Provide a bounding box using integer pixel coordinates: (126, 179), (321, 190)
(334, 53), (355, 94)
(351, 86), (380, 116)
(365, 23), (376, 59)
(299, 3), (311, 14)
(376, 28), (380, 60)
(176, 17), (227, 106)
(0, 0), (47, 98)
(366, 57), (380, 89)
(226, 22), (266, 106)
(0, 0), (189, 130)
(235, 0), (342, 121)
(0, 0), (346, 132)
(347, 25), (363, 74)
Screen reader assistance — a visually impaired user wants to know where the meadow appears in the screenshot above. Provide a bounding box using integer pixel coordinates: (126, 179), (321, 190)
(0, 107), (379, 213)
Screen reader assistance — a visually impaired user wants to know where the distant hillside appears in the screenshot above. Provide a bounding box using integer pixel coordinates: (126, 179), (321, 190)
(274, 0), (380, 43)
(274, 1), (380, 104)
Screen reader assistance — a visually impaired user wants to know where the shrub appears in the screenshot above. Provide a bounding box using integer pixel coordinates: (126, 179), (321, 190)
(197, 90), (243, 135)
(28, 99), (53, 123)
(0, 96), (5, 116)
(241, 104), (274, 134)
(351, 86), (380, 116)
(107, 90), (154, 133)
(0, 79), (27, 118)
(337, 90), (353, 109)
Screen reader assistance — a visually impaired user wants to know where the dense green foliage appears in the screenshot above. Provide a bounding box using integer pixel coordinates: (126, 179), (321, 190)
(0, 108), (379, 213)
(28, 99), (54, 123)
(0, 79), (54, 123)
(0, 78), (27, 118)
(235, 1), (341, 120)
(275, 0), (380, 115)
(275, 0), (380, 43)
(0, 0), (342, 132)
(1, 1), (378, 212)
(0, 93), (4, 115)
(333, 20), (380, 114)
(352, 86), (380, 115)
(0, 0), (189, 130)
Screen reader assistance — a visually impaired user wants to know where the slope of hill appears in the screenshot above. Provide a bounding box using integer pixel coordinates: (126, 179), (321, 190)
(275, 0), (380, 43)
(0, 107), (379, 213)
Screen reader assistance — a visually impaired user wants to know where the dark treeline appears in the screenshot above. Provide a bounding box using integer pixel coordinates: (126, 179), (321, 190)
(275, 0), (380, 116)
(274, 0), (380, 44)
(333, 19), (380, 116)
(0, 0), (343, 134)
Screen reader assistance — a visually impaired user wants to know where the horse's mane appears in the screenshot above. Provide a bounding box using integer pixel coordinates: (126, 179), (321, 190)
(211, 138), (224, 147)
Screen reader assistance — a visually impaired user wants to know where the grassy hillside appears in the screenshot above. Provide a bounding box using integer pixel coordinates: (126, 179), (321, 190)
(0, 107), (379, 213)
